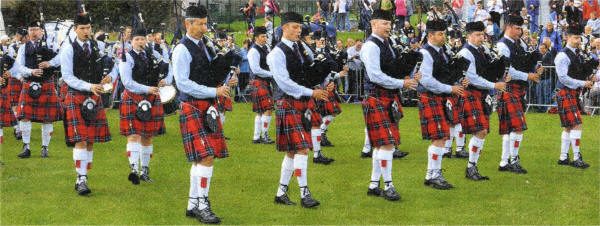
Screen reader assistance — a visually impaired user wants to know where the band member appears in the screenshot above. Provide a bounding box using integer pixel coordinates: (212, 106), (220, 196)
(267, 11), (328, 208)
(360, 10), (419, 200)
(2, 28), (27, 142)
(496, 13), (542, 174)
(119, 25), (171, 184)
(173, 5), (237, 224)
(214, 31), (235, 135)
(14, 18), (61, 158)
(457, 21), (508, 180)
(60, 13), (113, 195)
(418, 18), (469, 190)
(0, 60), (17, 159)
(299, 25), (334, 165)
(248, 26), (275, 144)
(554, 23), (594, 169)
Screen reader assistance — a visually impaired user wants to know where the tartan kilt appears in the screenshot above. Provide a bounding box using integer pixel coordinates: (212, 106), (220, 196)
(250, 78), (274, 113)
(0, 86), (17, 127)
(64, 89), (111, 144)
(17, 80), (63, 122)
(445, 95), (462, 124)
(179, 99), (228, 161)
(460, 89), (489, 134)
(59, 82), (68, 107)
(362, 88), (401, 147)
(316, 90), (342, 116)
(217, 96), (233, 112)
(8, 77), (22, 106)
(556, 88), (582, 128)
(496, 83), (527, 135)
(275, 97), (316, 152)
(418, 93), (451, 140)
(119, 90), (166, 137)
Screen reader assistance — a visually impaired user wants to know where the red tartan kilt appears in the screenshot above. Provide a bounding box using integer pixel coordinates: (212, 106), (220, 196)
(460, 89), (489, 134)
(17, 80), (62, 122)
(496, 83), (527, 135)
(179, 100), (228, 161)
(59, 83), (68, 106)
(250, 79), (274, 113)
(418, 93), (450, 140)
(0, 87), (17, 127)
(119, 90), (166, 137)
(275, 97), (314, 152)
(317, 91), (342, 116)
(217, 96), (233, 112)
(445, 95), (461, 124)
(362, 95), (401, 147)
(64, 89), (111, 144)
(8, 78), (22, 106)
(307, 98), (322, 127)
(556, 88), (582, 128)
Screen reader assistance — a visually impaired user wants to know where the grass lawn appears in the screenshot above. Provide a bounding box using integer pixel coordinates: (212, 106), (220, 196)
(1, 103), (598, 224)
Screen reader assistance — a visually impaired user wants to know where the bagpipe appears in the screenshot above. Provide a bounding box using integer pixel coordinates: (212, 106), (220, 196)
(569, 51), (599, 81)
(442, 43), (470, 85)
(481, 44), (509, 82)
(204, 24), (243, 86)
(301, 42), (338, 89)
(388, 36), (423, 79)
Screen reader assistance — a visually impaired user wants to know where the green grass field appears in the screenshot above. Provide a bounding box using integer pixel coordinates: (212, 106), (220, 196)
(1, 103), (599, 224)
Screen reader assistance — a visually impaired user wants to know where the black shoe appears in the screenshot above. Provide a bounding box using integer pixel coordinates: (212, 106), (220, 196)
(570, 158), (590, 169)
(424, 170), (454, 190)
(252, 139), (261, 144)
(455, 149), (468, 158)
(128, 171), (140, 185)
(557, 154), (570, 165)
(321, 132), (334, 147)
(261, 132), (275, 144)
(300, 194), (320, 208)
(224, 136), (231, 140)
(361, 151), (372, 158)
(76, 176), (91, 196)
(367, 187), (383, 197)
(17, 144), (30, 158)
(14, 130), (22, 140)
(382, 186), (401, 201)
(0, 161), (4, 166)
(393, 150), (409, 159)
(465, 165), (489, 181)
(442, 149), (452, 158)
(274, 193), (297, 205)
(41, 146), (49, 158)
(313, 153), (334, 165)
(508, 157), (528, 174)
(140, 167), (153, 182)
(186, 207), (203, 218)
(196, 207), (221, 224)
(498, 164), (511, 171)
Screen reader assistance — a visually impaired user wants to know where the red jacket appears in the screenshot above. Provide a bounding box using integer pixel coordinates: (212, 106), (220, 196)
(583, 0), (600, 20)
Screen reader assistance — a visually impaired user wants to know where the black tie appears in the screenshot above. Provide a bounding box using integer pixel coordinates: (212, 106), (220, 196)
(439, 48), (447, 62)
(83, 43), (90, 57)
(139, 52), (147, 63)
(198, 40), (210, 62)
(292, 43), (303, 62)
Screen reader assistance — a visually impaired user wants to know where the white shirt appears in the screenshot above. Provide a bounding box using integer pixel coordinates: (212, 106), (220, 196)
(360, 34), (405, 90)
(248, 44), (273, 78)
(267, 38), (314, 99)
(473, 8), (490, 22)
(60, 38), (115, 92)
(554, 46), (588, 89)
(496, 35), (529, 81)
(457, 42), (496, 90)
(172, 35), (217, 99)
(418, 42), (453, 94)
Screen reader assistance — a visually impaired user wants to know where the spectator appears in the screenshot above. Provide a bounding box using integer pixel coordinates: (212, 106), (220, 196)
(236, 38), (252, 102)
(521, 7), (531, 30)
(336, 0), (349, 31)
(264, 17), (273, 45)
(583, 25), (594, 47)
(405, 0), (413, 22)
(586, 12), (600, 36)
(473, 1), (490, 22)
(486, 19), (500, 40)
(582, 0), (600, 24)
(332, 0), (339, 28)
(262, 0), (279, 18)
(566, 0), (583, 24)
(466, 0), (477, 22)
(395, 0), (408, 31)
(345, 0), (353, 32)
(402, 21), (415, 37)
(451, 0), (464, 24)
(550, 0), (564, 13)
(527, 0), (540, 32)
(317, 0), (332, 21)
(540, 21), (563, 51)
(243, 0), (258, 34)
(346, 38), (355, 49)
(535, 43), (555, 112)
(487, 0), (503, 14)
(506, 0), (525, 13)
(345, 40), (362, 101)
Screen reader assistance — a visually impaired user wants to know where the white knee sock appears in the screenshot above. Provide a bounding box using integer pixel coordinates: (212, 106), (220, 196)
(377, 149), (394, 190)
(188, 165), (199, 210)
(426, 145), (444, 179)
(362, 127), (371, 153)
(311, 128), (321, 158)
(126, 142), (141, 172)
(20, 121), (31, 144)
(73, 148), (88, 182)
(0, 129), (3, 144)
(570, 130), (582, 160)
(445, 125), (456, 153)
(277, 155), (294, 196)
(141, 145), (153, 169)
(195, 165), (213, 210)
(454, 124), (465, 150)
(261, 115), (272, 137)
(468, 137), (485, 168)
(369, 149), (381, 189)
(219, 112), (226, 126)
(87, 150), (93, 170)
(41, 123), (53, 147)
(509, 132), (523, 162)
(13, 123), (20, 134)
(500, 135), (510, 166)
(253, 115), (261, 140)
(320, 115), (335, 131)
(293, 154), (309, 198)
(560, 131), (570, 160)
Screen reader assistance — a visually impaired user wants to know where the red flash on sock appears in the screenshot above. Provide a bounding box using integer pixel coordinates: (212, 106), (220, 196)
(471, 146), (478, 153)
(150, 154), (153, 158)
(126, 151), (131, 157)
(459, 132), (463, 138)
(1, 136), (3, 144)
(325, 120), (331, 125)
(87, 163), (92, 170)
(200, 177), (208, 188)
(263, 122), (268, 127)
(75, 160), (81, 168)
(49, 132), (53, 136)
(514, 141), (520, 148)
(575, 139), (580, 146)
(295, 169), (302, 177)
(317, 136), (321, 142)
(432, 154), (438, 160)
(381, 160), (387, 167)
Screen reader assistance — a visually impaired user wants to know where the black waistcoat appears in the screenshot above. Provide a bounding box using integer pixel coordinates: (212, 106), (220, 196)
(363, 36), (397, 91)
(129, 49), (159, 87)
(72, 40), (103, 84)
(24, 40), (56, 82)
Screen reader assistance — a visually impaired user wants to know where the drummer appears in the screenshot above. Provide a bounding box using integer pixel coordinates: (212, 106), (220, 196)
(119, 24), (172, 184)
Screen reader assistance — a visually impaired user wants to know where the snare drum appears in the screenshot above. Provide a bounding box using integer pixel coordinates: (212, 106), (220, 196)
(159, 85), (178, 116)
